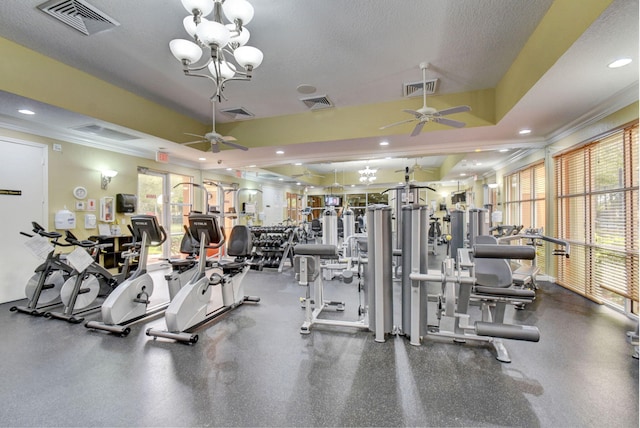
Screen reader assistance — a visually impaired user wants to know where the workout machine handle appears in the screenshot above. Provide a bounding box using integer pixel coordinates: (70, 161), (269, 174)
(22, 225), (72, 247)
(64, 230), (103, 248)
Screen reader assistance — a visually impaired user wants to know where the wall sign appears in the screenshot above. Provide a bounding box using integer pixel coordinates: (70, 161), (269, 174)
(0, 189), (21, 196)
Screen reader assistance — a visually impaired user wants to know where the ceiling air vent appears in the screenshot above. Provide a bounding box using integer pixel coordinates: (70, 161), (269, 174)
(403, 78), (439, 98)
(73, 124), (140, 141)
(37, 0), (120, 36)
(300, 95), (334, 111)
(220, 107), (254, 119)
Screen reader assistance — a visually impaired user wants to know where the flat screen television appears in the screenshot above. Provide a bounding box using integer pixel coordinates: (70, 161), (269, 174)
(325, 195), (342, 207)
(451, 192), (466, 204)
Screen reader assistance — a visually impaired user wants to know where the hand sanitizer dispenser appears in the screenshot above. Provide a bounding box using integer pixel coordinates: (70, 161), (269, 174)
(55, 207), (76, 230)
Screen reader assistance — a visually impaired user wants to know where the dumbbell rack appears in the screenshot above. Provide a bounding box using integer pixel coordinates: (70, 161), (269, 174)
(249, 226), (300, 272)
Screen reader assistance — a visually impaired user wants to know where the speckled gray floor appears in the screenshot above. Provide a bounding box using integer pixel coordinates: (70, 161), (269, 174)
(1, 246), (638, 427)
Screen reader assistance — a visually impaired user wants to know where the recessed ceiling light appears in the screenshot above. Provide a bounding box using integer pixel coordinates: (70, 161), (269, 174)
(499, 148), (509, 153)
(226, 168), (233, 171)
(278, 178), (284, 181)
(248, 164), (256, 168)
(351, 184), (355, 187)
(460, 173), (467, 176)
(296, 182), (301, 185)
(198, 157), (206, 161)
(379, 141), (389, 146)
(474, 149), (481, 152)
(519, 129), (532, 135)
(294, 162), (302, 166)
(18, 109), (35, 115)
(608, 58), (632, 68)
(276, 150), (284, 155)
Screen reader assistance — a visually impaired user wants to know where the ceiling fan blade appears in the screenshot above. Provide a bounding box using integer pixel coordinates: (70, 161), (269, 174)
(402, 109), (423, 118)
(182, 140), (207, 146)
(435, 117), (466, 128)
(380, 118), (416, 130)
(410, 121), (426, 137)
(211, 142), (221, 153)
(184, 132), (205, 138)
(221, 135), (237, 142)
(222, 140), (249, 151)
(436, 105), (471, 116)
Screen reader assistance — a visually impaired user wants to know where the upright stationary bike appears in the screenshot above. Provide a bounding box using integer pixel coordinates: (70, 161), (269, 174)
(45, 231), (133, 324)
(10, 222), (74, 316)
(85, 215), (167, 336)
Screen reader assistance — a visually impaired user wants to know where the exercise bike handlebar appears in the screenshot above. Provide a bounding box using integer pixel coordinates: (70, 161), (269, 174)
(20, 228), (73, 247)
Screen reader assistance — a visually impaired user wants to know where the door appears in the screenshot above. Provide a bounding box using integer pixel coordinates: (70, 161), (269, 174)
(137, 169), (192, 261)
(0, 139), (47, 303)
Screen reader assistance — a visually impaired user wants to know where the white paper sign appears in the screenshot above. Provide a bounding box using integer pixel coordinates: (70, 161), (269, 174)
(66, 247), (95, 273)
(24, 235), (54, 260)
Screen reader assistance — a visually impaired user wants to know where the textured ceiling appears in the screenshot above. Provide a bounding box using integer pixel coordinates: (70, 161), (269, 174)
(0, 0), (637, 186)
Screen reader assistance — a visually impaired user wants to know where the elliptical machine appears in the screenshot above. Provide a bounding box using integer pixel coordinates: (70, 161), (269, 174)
(10, 222), (74, 316)
(146, 214), (259, 344)
(85, 215), (166, 336)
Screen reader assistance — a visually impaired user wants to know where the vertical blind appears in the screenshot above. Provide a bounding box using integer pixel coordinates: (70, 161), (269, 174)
(504, 162), (546, 273)
(554, 123), (638, 309)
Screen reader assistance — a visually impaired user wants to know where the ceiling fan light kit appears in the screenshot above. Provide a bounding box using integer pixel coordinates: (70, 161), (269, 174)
(170, 0), (263, 101)
(380, 62), (471, 136)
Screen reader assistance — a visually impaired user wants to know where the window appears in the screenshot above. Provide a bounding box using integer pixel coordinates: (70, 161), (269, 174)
(554, 123), (638, 313)
(503, 162), (546, 273)
(137, 169), (192, 260)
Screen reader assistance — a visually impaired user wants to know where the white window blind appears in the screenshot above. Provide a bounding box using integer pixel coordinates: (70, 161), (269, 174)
(503, 162), (546, 273)
(554, 123), (638, 311)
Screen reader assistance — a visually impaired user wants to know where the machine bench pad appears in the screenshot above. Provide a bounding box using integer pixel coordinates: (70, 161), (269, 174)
(294, 244), (338, 257)
(474, 285), (536, 299)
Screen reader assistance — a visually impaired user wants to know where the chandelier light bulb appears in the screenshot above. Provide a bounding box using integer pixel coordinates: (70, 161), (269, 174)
(181, 0), (214, 17)
(226, 24), (250, 46)
(223, 0), (254, 25)
(195, 19), (230, 47)
(234, 45), (263, 69)
(211, 60), (237, 79)
(169, 39), (203, 64)
(183, 15), (198, 37)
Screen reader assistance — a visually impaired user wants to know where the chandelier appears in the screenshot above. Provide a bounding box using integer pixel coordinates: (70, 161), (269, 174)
(169, 0), (264, 101)
(359, 166), (377, 184)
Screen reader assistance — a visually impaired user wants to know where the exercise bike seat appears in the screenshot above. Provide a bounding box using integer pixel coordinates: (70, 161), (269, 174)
(219, 225), (252, 274)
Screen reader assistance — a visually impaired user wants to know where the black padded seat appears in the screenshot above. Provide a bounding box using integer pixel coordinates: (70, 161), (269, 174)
(219, 225), (252, 275)
(474, 285), (536, 299)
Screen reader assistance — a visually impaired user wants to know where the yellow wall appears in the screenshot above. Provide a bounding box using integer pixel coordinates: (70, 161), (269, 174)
(0, 127), (272, 241)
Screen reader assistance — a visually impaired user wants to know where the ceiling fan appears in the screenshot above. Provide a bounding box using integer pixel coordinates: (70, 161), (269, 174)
(292, 169), (323, 179)
(380, 62), (471, 136)
(181, 102), (248, 153)
(394, 159), (436, 174)
(325, 169), (343, 193)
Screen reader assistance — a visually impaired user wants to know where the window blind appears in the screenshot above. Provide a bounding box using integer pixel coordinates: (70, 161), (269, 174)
(554, 123), (638, 309)
(503, 161), (546, 273)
